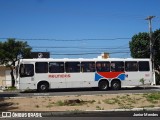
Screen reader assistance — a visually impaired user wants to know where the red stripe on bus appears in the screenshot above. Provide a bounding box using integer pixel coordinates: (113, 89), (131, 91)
(97, 72), (125, 78)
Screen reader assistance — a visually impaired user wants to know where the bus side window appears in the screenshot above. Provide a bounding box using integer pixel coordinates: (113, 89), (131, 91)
(139, 61), (150, 71)
(125, 61), (138, 71)
(65, 62), (80, 73)
(96, 63), (101, 72)
(35, 62), (48, 73)
(49, 62), (64, 73)
(81, 62), (95, 72)
(96, 62), (110, 72)
(111, 62), (124, 72)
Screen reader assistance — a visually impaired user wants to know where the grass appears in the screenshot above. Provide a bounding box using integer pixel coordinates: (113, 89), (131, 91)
(103, 98), (119, 104)
(56, 100), (65, 106)
(96, 106), (101, 110)
(140, 105), (155, 108)
(118, 104), (134, 109)
(103, 95), (137, 109)
(4, 86), (17, 91)
(144, 92), (160, 104)
(88, 100), (96, 104)
(96, 106), (104, 110)
(46, 104), (53, 108)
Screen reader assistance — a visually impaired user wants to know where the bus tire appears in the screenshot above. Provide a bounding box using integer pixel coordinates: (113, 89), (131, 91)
(37, 82), (49, 92)
(111, 80), (121, 90)
(98, 80), (109, 91)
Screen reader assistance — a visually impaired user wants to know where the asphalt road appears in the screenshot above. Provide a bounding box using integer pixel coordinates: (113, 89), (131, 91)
(0, 86), (160, 98)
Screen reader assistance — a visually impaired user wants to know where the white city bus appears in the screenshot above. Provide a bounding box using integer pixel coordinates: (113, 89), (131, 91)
(15, 58), (153, 92)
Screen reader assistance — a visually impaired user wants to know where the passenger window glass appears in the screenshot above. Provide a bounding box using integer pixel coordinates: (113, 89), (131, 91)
(65, 62), (80, 73)
(125, 62), (138, 71)
(35, 62), (48, 73)
(139, 61), (150, 71)
(96, 62), (110, 72)
(111, 61), (124, 72)
(81, 62), (95, 72)
(49, 62), (64, 73)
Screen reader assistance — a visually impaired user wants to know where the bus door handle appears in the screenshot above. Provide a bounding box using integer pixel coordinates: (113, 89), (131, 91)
(31, 77), (34, 81)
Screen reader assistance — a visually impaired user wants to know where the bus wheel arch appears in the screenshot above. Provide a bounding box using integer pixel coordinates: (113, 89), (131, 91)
(37, 81), (49, 92)
(111, 79), (121, 90)
(98, 79), (109, 91)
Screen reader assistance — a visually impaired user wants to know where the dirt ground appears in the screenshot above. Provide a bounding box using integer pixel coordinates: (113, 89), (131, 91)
(1, 93), (160, 111)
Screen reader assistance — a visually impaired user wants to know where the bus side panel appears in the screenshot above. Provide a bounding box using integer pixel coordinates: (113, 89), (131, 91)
(122, 71), (152, 87)
(66, 73), (97, 88)
(36, 73), (67, 89)
(19, 78), (37, 90)
(81, 73), (98, 87)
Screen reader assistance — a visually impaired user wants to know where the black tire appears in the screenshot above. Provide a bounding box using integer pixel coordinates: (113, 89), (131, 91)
(98, 80), (109, 91)
(38, 82), (49, 92)
(111, 80), (121, 90)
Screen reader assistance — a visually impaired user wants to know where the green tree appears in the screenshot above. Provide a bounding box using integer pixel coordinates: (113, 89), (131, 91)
(129, 32), (150, 58)
(0, 38), (32, 87)
(152, 29), (160, 71)
(129, 29), (160, 84)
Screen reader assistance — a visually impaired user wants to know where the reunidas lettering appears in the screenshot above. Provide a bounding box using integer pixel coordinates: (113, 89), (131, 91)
(49, 74), (71, 78)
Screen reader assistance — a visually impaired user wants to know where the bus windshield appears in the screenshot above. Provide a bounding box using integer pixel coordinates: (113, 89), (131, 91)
(19, 64), (34, 77)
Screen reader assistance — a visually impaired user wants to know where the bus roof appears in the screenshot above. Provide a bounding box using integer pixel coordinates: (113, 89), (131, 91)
(19, 58), (151, 62)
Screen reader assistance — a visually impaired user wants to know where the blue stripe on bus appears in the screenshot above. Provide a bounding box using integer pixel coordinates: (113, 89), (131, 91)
(95, 73), (103, 81)
(117, 74), (125, 80)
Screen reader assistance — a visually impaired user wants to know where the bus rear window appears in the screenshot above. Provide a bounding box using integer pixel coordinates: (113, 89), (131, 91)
(139, 61), (150, 71)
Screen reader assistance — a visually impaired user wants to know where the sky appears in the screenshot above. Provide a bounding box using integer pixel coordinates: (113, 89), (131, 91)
(0, 0), (160, 58)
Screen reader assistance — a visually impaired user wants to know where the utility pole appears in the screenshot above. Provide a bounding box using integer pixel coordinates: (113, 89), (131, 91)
(145, 16), (155, 85)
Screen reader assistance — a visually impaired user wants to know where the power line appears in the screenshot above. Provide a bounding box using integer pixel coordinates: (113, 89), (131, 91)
(0, 37), (131, 41)
(50, 51), (130, 56)
(32, 46), (129, 49)
(0, 37), (131, 56)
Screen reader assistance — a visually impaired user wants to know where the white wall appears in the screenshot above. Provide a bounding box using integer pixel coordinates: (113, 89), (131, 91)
(5, 70), (11, 86)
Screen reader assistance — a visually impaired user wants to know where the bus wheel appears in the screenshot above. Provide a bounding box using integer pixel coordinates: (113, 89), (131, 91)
(98, 80), (109, 91)
(111, 80), (121, 90)
(38, 82), (49, 92)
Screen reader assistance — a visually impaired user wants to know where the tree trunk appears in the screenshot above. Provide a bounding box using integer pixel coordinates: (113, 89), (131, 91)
(10, 61), (16, 87)
(10, 67), (15, 87)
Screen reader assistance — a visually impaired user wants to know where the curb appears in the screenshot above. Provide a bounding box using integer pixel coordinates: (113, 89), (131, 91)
(86, 107), (160, 112)
(39, 108), (160, 117)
